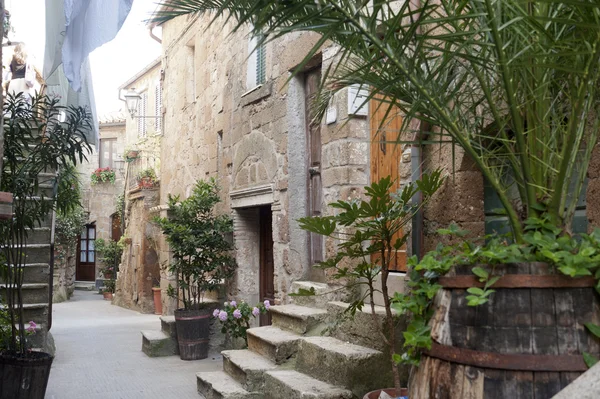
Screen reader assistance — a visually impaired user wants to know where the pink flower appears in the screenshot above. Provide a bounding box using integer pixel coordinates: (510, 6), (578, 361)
(233, 309), (242, 319)
(252, 307), (260, 317)
(230, 300), (237, 308)
(264, 300), (271, 309)
(213, 309), (220, 318)
(27, 321), (36, 333)
(218, 311), (228, 321)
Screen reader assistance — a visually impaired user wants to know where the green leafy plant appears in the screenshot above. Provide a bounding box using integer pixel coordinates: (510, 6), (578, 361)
(213, 300), (270, 346)
(298, 174), (443, 394)
(95, 238), (123, 278)
(154, 178), (236, 310)
(90, 167), (116, 185)
(102, 279), (116, 294)
(153, 0), (600, 243)
(0, 92), (91, 353)
(123, 149), (139, 163)
(136, 168), (157, 188)
(393, 221), (600, 366)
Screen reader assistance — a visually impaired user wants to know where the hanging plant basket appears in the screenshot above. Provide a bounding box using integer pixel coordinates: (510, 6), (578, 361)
(124, 150), (139, 162)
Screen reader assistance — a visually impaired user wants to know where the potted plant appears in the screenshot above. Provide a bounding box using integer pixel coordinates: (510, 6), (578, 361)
(150, 277), (162, 315)
(0, 92), (92, 398)
(154, 178), (236, 360)
(90, 167), (116, 185)
(136, 168), (157, 189)
(102, 280), (115, 300)
(124, 149), (139, 162)
(154, 1), (600, 396)
(299, 174), (443, 398)
(95, 238), (123, 279)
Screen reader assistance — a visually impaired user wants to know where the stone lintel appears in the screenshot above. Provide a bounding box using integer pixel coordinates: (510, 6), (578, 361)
(230, 184), (274, 209)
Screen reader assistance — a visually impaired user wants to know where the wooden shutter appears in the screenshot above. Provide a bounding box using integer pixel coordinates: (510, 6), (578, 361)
(369, 98), (407, 272)
(138, 92), (147, 137)
(256, 39), (266, 85)
(306, 67), (323, 266)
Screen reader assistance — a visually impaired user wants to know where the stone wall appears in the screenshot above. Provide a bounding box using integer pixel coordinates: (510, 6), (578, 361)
(52, 246), (75, 303)
(114, 188), (161, 313)
(158, 15), (371, 314)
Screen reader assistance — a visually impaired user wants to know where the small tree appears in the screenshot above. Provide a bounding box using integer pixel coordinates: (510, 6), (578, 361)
(299, 173), (443, 395)
(154, 178), (236, 310)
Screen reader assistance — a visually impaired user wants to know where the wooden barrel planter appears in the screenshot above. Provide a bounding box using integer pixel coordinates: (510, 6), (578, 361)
(410, 263), (600, 399)
(0, 351), (53, 399)
(174, 307), (213, 360)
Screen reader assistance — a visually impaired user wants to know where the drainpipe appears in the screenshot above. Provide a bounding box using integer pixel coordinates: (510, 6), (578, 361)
(148, 23), (162, 44)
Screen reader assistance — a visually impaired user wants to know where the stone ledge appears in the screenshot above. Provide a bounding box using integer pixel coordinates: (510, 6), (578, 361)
(241, 83), (272, 107)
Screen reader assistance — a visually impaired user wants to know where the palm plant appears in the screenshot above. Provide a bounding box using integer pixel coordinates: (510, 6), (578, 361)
(152, 0), (600, 242)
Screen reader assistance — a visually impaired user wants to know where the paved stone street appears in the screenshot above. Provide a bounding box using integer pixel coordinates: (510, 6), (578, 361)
(46, 291), (221, 399)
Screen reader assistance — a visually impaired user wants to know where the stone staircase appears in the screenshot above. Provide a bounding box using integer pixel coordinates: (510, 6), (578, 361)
(196, 283), (392, 399)
(141, 315), (179, 357)
(0, 171), (56, 352)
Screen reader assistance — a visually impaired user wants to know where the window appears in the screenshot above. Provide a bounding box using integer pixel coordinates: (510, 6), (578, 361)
(137, 92), (148, 137)
(155, 83), (162, 132)
(247, 34), (266, 89)
(79, 224), (96, 264)
(186, 43), (196, 104)
(99, 138), (118, 169)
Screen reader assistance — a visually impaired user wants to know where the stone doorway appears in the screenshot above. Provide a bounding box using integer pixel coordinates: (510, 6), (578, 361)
(232, 198), (275, 326)
(259, 206), (274, 326)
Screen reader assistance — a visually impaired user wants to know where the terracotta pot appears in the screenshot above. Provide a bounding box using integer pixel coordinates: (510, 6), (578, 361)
(363, 388), (409, 399)
(103, 272), (113, 279)
(102, 292), (113, 300)
(152, 287), (162, 315)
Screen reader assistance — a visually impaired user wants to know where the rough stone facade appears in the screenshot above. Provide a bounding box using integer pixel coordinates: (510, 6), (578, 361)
(157, 15), (371, 314)
(52, 246), (76, 303)
(113, 60), (164, 313)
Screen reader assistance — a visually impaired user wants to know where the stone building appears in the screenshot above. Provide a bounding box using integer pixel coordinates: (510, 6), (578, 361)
(77, 113), (127, 285)
(152, 13), (387, 316)
(113, 59), (163, 313)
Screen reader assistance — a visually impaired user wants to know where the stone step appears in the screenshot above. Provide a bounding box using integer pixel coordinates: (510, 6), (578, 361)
(290, 281), (352, 309)
(141, 330), (177, 357)
(222, 349), (277, 392)
(160, 315), (177, 339)
(27, 227), (52, 244)
(74, 281), (95, 291)
(296, 336), (391, 397)
(9, 244), (52, 264)
(263, 370), (353, 399)
(0, 303), (48, 325)
(0, 283), (49, 304)
(270, 304), (327, 334)
(196, 371), (260, 399)
(4, 263), (50, 284)
(247, 326), (301, 365)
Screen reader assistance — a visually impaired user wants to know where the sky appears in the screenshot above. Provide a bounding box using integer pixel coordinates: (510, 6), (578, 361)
(8, 0), (162, 117)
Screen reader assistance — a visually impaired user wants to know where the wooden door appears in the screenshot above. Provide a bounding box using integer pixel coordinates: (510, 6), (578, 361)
(369, 99), (407, 272)
(259, 206), (274, 326)
(306, 67), (323, 266)
(111, 214), (122, 242)
(76, 224), (96, 281)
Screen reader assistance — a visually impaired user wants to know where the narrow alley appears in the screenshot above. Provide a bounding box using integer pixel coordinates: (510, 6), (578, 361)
(45, 291), (221, 399)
